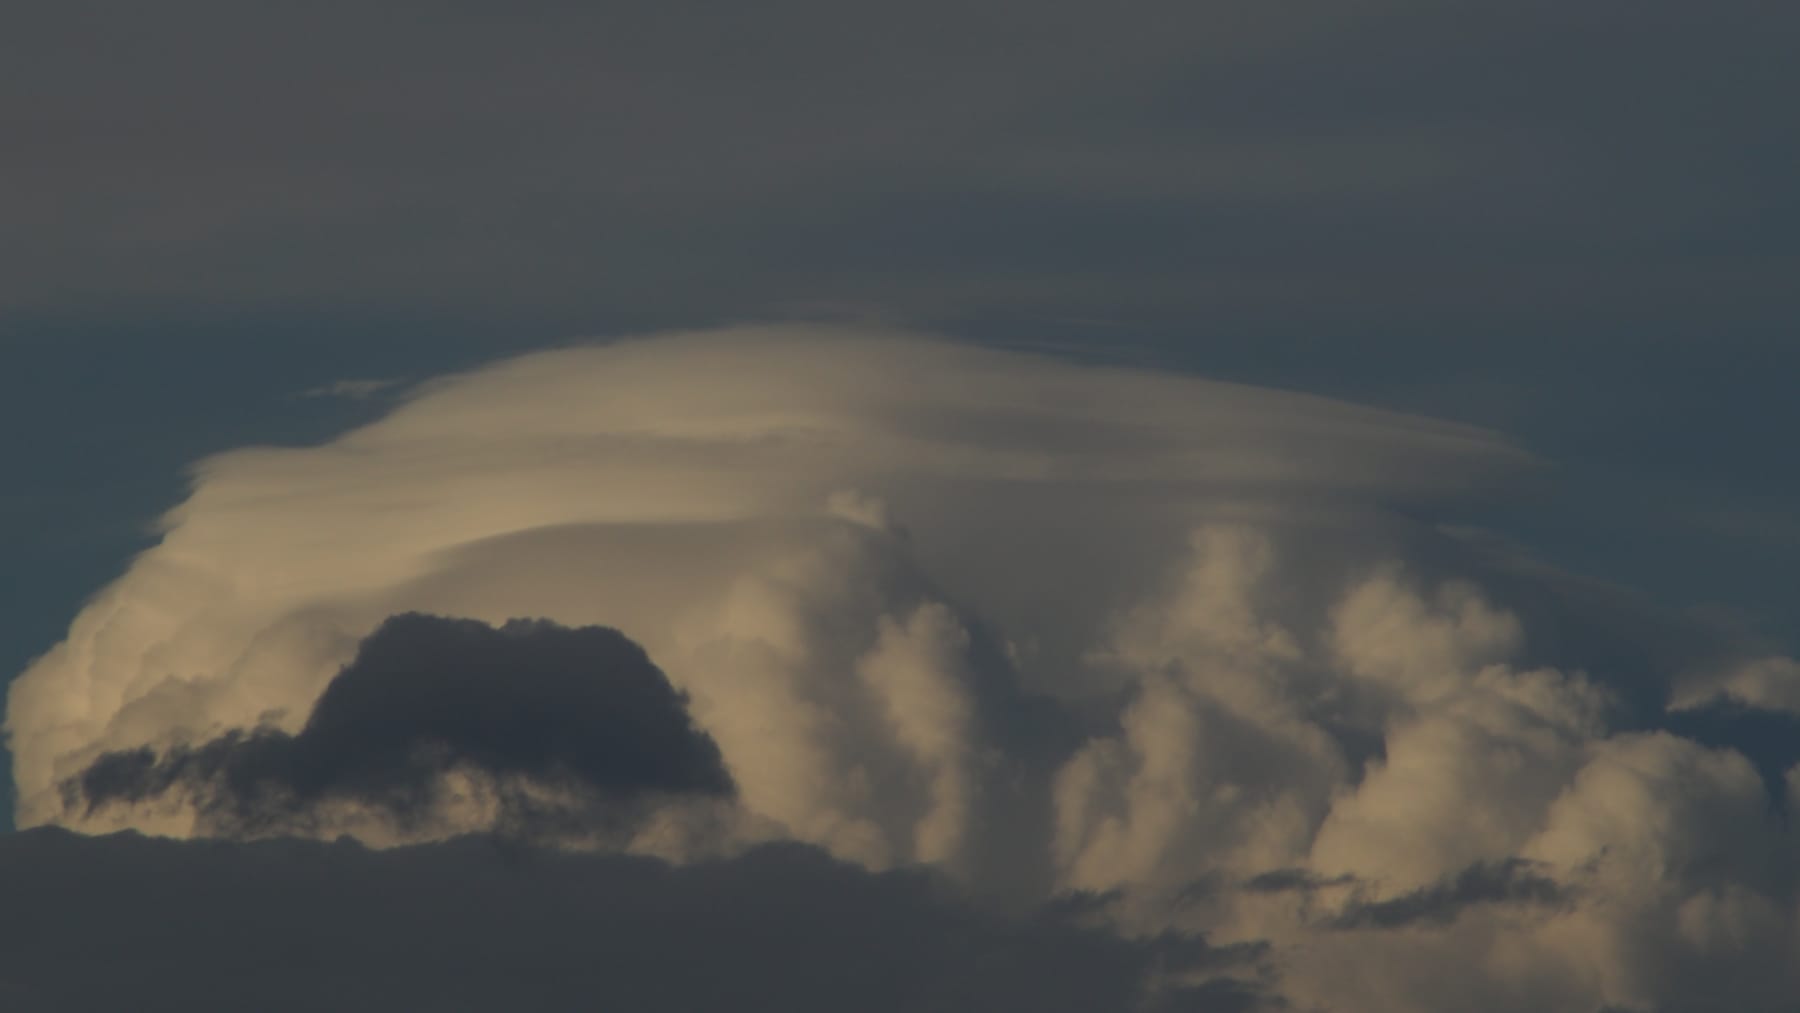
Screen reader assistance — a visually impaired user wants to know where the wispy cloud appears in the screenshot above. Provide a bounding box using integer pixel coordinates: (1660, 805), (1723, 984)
(298, 377), (404, 401)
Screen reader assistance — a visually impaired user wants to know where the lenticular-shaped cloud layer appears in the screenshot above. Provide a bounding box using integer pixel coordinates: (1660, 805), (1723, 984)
(15, 324), (1800, 1010)
(7, 324), (1522, 833)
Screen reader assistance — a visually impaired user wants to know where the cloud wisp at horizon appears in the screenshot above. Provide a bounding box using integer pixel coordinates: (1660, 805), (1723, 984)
(65, 612), (732, 843)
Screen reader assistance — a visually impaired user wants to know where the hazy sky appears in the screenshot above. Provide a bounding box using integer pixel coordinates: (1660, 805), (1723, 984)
(4, 2), (1800, 1009)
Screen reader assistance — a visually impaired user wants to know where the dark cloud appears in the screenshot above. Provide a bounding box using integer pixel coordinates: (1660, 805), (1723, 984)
(0, 827), (1273, 1013)
(1329, 859), (1570, 931)
(64, 613), (730, 836)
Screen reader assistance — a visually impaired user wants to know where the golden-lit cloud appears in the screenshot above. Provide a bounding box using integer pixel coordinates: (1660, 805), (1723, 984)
(15, 325), (1800, 1010)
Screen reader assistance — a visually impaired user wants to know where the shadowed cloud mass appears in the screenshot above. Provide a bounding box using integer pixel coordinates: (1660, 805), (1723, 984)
(65, 613), (731, 840)
(0, 828), (1269, 1013)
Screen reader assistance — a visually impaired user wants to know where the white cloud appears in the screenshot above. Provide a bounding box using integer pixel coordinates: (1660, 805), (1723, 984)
(14, 323), (1800, 1010)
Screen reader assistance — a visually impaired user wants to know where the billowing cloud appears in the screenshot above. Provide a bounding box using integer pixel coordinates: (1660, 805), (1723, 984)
(7, 325), (1524, 845)
(12, 325), (1800, 1010)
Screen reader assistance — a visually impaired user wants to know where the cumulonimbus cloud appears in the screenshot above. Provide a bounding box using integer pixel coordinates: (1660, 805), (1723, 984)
(12, 324), (1800, 1010)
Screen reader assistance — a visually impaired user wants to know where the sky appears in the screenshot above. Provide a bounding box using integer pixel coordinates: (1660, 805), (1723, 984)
(4, 2), (1800, 1010)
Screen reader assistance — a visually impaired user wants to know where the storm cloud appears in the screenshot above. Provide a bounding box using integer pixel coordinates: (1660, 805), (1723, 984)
(13, 327), (1800, 1010)
(9, 0), (1800, 1004)
(64, 613), (730, 840)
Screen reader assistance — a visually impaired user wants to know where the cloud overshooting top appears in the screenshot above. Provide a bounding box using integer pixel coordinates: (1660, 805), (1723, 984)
(13, 327), (1800, 1010)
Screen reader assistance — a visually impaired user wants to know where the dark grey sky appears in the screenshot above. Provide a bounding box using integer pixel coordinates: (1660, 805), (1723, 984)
(8, 9), (1800, 1006)
(4, 0), (1798, 821)
(8, 1), (1795, 322)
